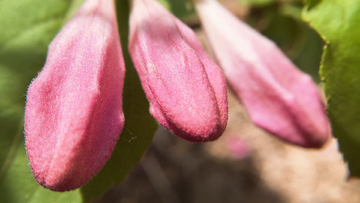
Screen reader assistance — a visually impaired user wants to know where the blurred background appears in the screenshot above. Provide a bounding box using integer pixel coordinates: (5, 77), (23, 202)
(92, 0), (360, 202)
(93, 91), (360, 203)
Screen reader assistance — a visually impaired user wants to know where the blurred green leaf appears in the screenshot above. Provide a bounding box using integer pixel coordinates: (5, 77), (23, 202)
(158, 0), (172, 10)
(167, 0), (196, 19)
(280, 3), (302, 20)
(241, 0), (276, 7)
(291, 25), (323, 83)
(0, 0), (83, 202)
(79, 0), (158, 202)
(303, 0), (360, 176)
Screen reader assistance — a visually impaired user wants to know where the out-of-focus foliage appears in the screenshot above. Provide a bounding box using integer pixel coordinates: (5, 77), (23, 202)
(167, 0), (196, 19)
(158, 0), (172, 10)
(241, 0), (275, 6)
(303, 0), (360, 177)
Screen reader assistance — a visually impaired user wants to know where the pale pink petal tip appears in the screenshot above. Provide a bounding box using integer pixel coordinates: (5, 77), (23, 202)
(195, 0), (330, 148)
(24, 0), (125, 191)
(129, 0), (228, 142)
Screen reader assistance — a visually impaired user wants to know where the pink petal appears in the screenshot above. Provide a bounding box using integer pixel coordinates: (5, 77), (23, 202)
(129, 0), (228, 142)
(195, 0), (330, 148)
(24, 0), (125, 191)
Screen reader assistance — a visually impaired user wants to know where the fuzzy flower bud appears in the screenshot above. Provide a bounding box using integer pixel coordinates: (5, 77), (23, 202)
(195, 0), (330, 148)
(129, 0), (228, 142)
(24, 0), (125, 191)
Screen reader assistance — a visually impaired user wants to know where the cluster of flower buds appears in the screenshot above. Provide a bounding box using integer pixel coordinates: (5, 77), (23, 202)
(24, 0), (330, 192)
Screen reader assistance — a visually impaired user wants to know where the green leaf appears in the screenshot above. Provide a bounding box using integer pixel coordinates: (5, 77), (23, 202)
(241, 0), (276, 7)
(0, 0), (83, 202)
(302, 0), (360, 176)
(1, 137), (81, 203)
(167, 0), (196, 19)
(79, 0), (158, 201)
(158, 0), (172, 10)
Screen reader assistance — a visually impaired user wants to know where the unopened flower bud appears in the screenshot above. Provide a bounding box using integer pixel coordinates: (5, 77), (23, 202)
(129, 0), (228, 142)
(24, 0), (125, 191)
(195, 0), (330, 148)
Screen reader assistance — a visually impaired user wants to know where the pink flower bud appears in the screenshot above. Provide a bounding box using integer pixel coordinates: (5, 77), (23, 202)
(195, 0), (330, 148)
(24, 0), (125, 191)
(129, 0), (228, 142)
